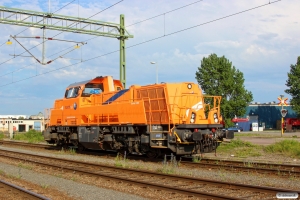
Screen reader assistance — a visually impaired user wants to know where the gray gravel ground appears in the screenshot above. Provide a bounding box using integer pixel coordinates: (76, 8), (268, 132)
(0, 147), (147, 200)
(1, 144), (300, 199)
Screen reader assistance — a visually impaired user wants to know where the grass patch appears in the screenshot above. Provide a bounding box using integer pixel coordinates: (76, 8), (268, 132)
(219, 138), (256, 150)
(234, 133), (262, 137)
(57, 147), (77, 155)
(156, 154), (180, 174)
(217, 138), (262, 158)
(234, 133), (285, 138)
(18, 162), (33, 170)
(13, 130), (44, 143)
(235, 148), (262, 157)
(114, 153), (129, 168)
(40, 184), (49, 189)
(192, 156), (201, 163)
(264, 139), (300, 158)
(0, 133), (4, 140)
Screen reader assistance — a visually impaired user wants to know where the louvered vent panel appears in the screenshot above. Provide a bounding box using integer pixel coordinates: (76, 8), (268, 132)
(137, 91), (140, 98)
(158, 99), (166, 110)
(144, 101), (150, 111)
(156, 88), (164, 98)
(145, 112), (150, 122)
(148, 89), (157, 99)
(140, 90), (148, 98)
(138, 87), (169, 124)
(161, 111), (168, 122)
(150, 100), (159, 110)
(152, 112), (161, 122)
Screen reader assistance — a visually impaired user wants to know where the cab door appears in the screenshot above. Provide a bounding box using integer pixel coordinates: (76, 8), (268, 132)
(63, 87), (81, 125)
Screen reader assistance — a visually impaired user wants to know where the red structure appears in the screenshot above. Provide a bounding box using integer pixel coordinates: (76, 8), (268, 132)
(285, 118), (300, 131)
(231, 118), (249, 123)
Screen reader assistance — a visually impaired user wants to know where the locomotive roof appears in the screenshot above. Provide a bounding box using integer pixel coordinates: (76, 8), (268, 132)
(67, 79), (91, 88)
(66, 76), (108, 88)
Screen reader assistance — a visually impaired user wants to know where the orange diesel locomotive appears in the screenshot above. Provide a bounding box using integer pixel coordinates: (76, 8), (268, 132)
(43, 76), (233, 157)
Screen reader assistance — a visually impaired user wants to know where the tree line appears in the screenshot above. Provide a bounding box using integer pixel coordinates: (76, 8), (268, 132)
(195, 54), (300, 127)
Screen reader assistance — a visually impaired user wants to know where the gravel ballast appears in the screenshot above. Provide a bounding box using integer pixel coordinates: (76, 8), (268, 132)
(1, 143), (300, 199)
(0, 147), (147, 200)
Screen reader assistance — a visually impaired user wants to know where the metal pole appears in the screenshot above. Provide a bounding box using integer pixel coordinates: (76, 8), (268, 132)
(48, 0), (51, 13)
(281, 103), (283, 137)
(42, 17), (46, 64)
(156, 63), (158, 84)
(120, 14), (126, 88)
(280, 94), (284, 137)
(150, 62), (157, 84)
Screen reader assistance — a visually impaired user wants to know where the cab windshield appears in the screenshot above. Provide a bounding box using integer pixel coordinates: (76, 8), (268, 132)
(65, 87), (80, 98)
(81, 83), (103, 97)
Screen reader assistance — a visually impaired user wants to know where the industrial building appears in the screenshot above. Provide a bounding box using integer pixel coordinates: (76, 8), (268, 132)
(0, 113), (45, 133)
(236, 102), (297, 131)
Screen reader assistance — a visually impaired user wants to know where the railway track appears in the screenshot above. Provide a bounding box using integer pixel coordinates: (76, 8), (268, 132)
(0, 179), (50, 200)
(180, 157), (300, 178)
(0, 148), (299, 200)
(1, 140), (300, 178)
(0, 140), (58, 149)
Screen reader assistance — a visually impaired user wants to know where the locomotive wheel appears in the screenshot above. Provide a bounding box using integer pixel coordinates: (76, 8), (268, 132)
(146, 149), (160, 159)
(62, 143), (69, 151)
(77, 144), (85, 152)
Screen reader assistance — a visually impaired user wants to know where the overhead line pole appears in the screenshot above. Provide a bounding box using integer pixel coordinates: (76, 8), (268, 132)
(0, 6), (133, 88)
(119, 14), (126, 88)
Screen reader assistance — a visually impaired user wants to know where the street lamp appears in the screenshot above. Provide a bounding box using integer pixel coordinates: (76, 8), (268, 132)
(150, 61), (158, 84)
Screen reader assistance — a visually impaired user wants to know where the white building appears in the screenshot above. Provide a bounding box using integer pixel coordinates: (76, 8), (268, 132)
(0, 118), (45, 133)
(0, 115), (27, 119)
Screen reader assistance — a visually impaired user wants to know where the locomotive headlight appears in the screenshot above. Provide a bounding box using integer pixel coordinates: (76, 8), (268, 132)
(187, 84), (192, 89)
(213, 113), (218, 123)
(191, 113), (195, 119)
(190, 112), (196, 123)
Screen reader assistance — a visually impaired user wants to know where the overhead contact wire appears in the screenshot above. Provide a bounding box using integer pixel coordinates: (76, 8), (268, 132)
(2, 0), (203, 74)
(0, 0), (124, 71)
(0, 0), (282, 87)
(0, 0), (79, 66)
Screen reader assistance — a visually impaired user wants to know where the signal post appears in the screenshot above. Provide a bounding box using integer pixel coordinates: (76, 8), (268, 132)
(278, 95), (288, 137)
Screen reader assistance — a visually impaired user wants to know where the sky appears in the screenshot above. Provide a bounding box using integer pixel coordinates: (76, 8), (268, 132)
(0, 0), (299, 115)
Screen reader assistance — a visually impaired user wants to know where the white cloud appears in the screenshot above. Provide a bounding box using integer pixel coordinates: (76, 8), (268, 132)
(195, 40), (241, 51)
(245, 44), (277, 56)
(173, 48), (208, 62)
(0, 0), (300, 114)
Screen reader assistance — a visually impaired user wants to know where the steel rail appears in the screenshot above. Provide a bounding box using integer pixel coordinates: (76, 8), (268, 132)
(0, 148), (299, 200)
(179, 158), (300, 177)
(1, 140), (300, 178)
(0, 140), (57, 149)
(0, 179), (50, 200)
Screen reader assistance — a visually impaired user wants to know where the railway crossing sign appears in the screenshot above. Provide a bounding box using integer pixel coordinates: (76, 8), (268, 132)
(277, 96), (288, 106)
(281, 109), (288, 117)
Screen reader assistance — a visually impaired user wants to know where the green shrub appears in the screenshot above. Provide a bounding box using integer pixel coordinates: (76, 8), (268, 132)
(13, 129), (44, 143)
(264, 139), (300, 158)
(0, 133), (4, 140)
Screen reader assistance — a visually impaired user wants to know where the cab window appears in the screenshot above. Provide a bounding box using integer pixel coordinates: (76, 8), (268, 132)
(82, 83), (103, 97)
(65, 87), (80, 98)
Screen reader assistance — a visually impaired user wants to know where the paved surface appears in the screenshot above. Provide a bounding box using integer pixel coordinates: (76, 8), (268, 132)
(233, 131), (300, 145)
